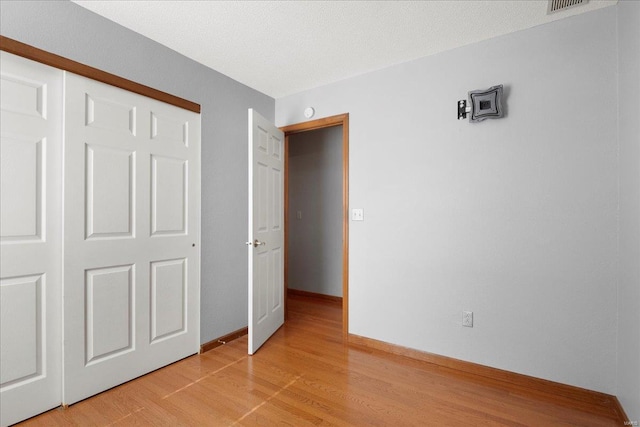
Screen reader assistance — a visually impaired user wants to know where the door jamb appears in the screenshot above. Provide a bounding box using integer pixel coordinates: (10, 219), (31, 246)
(280, 113), (349, 341)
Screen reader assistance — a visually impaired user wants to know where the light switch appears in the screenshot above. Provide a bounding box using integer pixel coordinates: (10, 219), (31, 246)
(352, 208), (364, 221)
(296, 210), (302, 220)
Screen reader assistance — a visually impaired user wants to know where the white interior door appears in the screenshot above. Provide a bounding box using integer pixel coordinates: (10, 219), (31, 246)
(248, 109), (284, 355)
(63, 72), (201, 404)
(0, 52), (62, 427)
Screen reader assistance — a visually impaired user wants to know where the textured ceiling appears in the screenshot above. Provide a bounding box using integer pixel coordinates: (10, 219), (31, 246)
(72, 0), (617, 98)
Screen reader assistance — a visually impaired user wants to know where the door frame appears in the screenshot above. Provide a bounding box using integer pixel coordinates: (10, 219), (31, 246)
(280, 113), (349, 340)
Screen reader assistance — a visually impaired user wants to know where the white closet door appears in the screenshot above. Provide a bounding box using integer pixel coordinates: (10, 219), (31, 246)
(63, 73), (201, 405)
(0, 52), (62, 427)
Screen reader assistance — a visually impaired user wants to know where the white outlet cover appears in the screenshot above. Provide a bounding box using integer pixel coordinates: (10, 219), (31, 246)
(352, 208), (364, 221)
(462, 311), (473, 327)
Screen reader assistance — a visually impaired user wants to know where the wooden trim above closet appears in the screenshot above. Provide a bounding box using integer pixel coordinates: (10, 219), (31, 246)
(0, 35), (201, 113)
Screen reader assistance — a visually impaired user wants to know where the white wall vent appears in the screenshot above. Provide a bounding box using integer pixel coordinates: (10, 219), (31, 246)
(548, 0), (589, 14)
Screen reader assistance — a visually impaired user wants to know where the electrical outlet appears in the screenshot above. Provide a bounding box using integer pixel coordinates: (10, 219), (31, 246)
(352, 208), (364, 221)
(462, 311), (473, 327)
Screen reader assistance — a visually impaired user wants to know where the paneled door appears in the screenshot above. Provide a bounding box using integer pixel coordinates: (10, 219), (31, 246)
(247, 109), (284, 354)
(0, 52), (63, 427)
(63, 73), (201, 404)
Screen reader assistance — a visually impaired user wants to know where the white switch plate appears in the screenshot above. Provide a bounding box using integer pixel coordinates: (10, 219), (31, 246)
(296, 210), (302, 220)
(462, 311), (473, 327)
(352, 208), (364, 221)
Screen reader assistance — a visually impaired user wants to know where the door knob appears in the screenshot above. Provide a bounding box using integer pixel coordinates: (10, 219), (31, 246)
(245, 240), (266, 247)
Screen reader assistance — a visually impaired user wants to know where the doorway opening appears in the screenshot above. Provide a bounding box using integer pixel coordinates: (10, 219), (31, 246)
(281, 114), (349, 340)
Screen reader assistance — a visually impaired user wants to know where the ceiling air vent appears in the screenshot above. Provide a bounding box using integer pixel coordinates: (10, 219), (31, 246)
(548, 0), (588, 14)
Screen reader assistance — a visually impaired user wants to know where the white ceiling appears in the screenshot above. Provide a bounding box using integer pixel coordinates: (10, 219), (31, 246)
(72, 0), (617, 99)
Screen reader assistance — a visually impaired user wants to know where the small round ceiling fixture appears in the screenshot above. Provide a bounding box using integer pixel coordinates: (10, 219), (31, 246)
(304, 107), (315, 119)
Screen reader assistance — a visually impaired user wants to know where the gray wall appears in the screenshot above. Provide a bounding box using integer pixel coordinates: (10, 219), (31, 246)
(617, 0), (640, 420)
(0, 0), (275, 344)
(288, 126), (343, 297)
(2, 0), (637, 415)
(277, 7), (619, 395)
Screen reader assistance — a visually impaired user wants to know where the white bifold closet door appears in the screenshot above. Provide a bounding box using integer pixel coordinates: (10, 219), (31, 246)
(0, 52), (63, 427)
(1, 52), (201, 423)
(63, 73), (201, 405)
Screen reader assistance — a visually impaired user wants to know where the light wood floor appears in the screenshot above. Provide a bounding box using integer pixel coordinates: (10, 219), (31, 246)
(20, 295), (617, 426)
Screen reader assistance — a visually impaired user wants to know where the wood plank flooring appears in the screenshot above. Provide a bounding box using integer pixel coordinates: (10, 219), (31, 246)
(19, 295), (618, 426)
